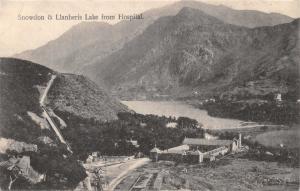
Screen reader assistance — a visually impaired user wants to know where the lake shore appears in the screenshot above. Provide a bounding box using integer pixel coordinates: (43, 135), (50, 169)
(122, 100), (244, 129)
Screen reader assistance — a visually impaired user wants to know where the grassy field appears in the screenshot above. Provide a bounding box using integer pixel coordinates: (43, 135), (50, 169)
(209, 124), (300, 149)
(254, 129), (300, 149)
(210, 124), (290, 138)
(116, 155), (299, 191)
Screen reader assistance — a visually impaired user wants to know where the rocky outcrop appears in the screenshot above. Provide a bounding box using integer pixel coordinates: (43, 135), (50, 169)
(0, 138), (37, 154)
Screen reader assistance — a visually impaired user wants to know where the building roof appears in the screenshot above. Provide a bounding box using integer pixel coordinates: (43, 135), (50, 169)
(183, 138), (233, 146)
(186, 150), (203, 155)
(126, 139), (139, 148)
(150, 147), (161, 153)
(161, 145), (190, 154)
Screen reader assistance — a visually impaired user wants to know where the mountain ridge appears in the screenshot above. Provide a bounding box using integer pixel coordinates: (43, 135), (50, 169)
(15, 0), (294, 73)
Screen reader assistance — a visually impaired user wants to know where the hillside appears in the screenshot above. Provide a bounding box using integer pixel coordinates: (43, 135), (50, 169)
(0, 58), (128, 190)
(0, 58), (87, 189)
(0, 58), (54, 142)
(81, 8), (299, 101)
(46, 74), (128, 122)
(15, 1), (293, 73)
(0, 58), (127, 140)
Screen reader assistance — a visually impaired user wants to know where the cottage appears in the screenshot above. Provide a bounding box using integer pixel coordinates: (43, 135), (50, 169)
(275, 93), (282, 102)
(128, 139), (139, 148)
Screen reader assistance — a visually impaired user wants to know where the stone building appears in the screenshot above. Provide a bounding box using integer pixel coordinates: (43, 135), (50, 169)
(150, 147), (161, 162)
(150, 134), (242, 163)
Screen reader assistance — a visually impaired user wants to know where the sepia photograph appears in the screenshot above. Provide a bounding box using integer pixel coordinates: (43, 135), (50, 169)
(0, 0), (299, 190)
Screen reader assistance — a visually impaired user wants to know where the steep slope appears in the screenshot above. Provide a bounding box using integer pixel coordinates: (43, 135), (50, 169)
(0, 58), (87, 190)
(46, 74), (128, 122)
(0, 58), (128, 189)
(0, 58), (54, 142)
(15, 1), (293, 73)
(82, 8), (299, 100)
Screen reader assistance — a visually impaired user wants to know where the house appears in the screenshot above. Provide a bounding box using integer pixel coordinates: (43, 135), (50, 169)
(275, 93), (282, 102)
(91, 152), (99, 157)
(150, 147), (161, 162)
(128, 139), (139, 148)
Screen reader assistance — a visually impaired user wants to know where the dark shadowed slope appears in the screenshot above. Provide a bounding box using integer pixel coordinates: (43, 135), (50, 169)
(0, 58), (54, 142)
(81, 8), (299, 100)
(15, 1), (293, 73)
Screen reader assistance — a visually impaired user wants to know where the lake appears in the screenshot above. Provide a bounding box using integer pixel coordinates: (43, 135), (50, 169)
(122, 101), (243, 129)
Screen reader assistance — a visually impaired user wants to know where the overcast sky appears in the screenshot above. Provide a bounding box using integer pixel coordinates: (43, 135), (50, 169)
(0, 0), (299, 57)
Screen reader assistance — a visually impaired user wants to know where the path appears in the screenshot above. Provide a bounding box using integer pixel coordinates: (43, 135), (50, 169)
(40, 75), (56, 105)
(40, 75), (72, 153)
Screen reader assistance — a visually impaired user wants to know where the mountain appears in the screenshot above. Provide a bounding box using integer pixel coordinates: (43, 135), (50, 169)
(15, 0), (293, 73)
(0, 58), (128, 189)
(81, 7), (299, 101)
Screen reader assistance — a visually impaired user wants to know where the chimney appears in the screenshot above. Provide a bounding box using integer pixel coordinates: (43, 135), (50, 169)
(238, 133), (242, 148)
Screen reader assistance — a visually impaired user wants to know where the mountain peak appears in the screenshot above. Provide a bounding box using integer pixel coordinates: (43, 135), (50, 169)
(175, 7), (223, 25)
(177, 6), (201, 15)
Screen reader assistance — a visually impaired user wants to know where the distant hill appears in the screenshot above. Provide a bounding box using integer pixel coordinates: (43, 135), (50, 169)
(81, 8), (299, 101)
(15, 0), (293, 73)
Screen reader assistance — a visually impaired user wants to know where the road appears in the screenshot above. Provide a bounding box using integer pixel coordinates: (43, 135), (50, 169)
(105, 158), (150, 191)
(40, 75), (56, 105)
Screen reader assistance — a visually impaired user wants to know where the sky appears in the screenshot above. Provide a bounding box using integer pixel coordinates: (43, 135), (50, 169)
(0, 0), (299, 57)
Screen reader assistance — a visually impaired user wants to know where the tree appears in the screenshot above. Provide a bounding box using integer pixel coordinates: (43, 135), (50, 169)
(177, 117), (199, 129)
